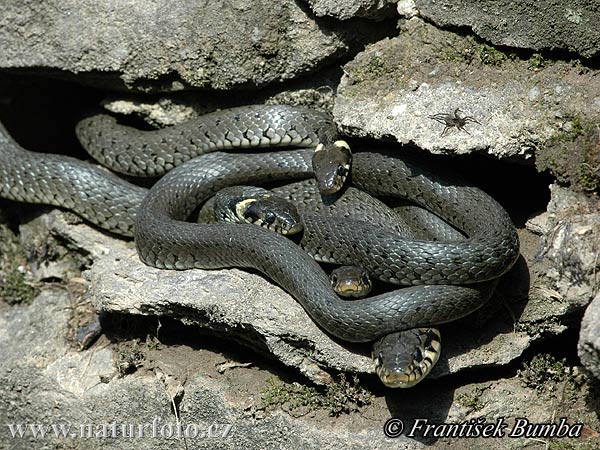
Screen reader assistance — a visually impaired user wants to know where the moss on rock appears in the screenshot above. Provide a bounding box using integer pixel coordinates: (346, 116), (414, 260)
(0, 224), (39, 305)
(259, 373), (371, 417)
(535, 118), (600, 192)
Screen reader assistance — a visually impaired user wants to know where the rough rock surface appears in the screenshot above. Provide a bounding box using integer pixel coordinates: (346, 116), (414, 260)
(0, 0), (390, 91)
(3, 271), (598, 449)
(334, 18), (600, 161)
(101, 81), (339, 129)
(2, 205), (599, 449)
(303, 0), (397, 20)
(0, 289), (422, 450)
(526, 184), (600, 312)
(579, 292), (600, 380)
(2, 0), (600, 445)
(412, 0), (600, 59)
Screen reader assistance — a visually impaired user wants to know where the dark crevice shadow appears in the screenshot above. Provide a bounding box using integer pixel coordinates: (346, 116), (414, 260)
(376, 257), (530, 446)
(430, 255), (531, 374)
(383, 377), (457, 445)
(585, 378), (600, 420)
(0, 73), (104, 159)
(350, 138), (553, 224)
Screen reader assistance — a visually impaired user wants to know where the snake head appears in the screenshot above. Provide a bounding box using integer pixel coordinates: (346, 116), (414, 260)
(213, 186), (303, 236)
(312, 140), (352, 195)
(373, 328), (441, 388)
(239, 196), (303, 235)
(330, 266), (372, 298)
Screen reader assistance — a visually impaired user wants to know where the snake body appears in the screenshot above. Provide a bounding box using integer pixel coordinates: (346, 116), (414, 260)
(134, 148), (512, 342)
(304, 151), (519, 285)
(75, 105), (337, 177)
(0, 122), (144, 236)
(0, 105), (519, 344)
(210, 184), (448, 387)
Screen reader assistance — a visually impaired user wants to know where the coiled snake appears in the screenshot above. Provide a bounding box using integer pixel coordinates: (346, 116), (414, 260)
(0, 105), (519, 383)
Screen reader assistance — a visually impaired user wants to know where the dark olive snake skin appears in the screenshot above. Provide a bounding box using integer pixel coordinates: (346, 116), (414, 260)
(134, 148), (517, 342)
(265, 155), (519, 286)
(0, 122), (145, 236)
(272, 179), (466, 242)
(305, 151), (519, 286)
(0, 105), (519, 343)
(75, 105), (337, 177)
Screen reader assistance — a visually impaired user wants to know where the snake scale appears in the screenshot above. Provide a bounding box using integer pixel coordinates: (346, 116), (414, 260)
(0, 105), (519, 344)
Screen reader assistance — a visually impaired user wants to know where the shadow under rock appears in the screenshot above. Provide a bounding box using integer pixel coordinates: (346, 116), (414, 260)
(384, 378), (457, 445)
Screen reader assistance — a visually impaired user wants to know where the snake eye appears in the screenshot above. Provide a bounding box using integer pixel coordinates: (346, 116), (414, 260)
(264, 211), (276, 225)
(412, 347), (423, 363)
(331, 274), (338, 284)
(336, 166), (347, 177)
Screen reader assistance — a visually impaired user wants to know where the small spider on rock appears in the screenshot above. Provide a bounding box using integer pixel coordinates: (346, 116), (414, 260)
(428, 108), (480, 136)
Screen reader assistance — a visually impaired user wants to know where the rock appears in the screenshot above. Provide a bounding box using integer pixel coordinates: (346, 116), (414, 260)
(0, 223), (39, 305)
(4, 284), (599, 450)
(334, 18), (600, 161)
(2, 4), (600, 445)
(410, 0), (600, 59)
(534, 120), (600, 192)
(0, 0), (390, 92)
(528, 184), (600, 310)
(303, 0), (398, 20)
(102, 82), (338, 129)
(396, 1), (419, 18)
(2, 281), (598, 449)
(579, 292), (600, 380)
(18, 211), (92, 283)
(2, 70), (596, 389)
(0, 288), (423, 450)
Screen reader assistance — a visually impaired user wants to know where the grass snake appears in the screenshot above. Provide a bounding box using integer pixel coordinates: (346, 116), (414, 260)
(0, 105), (519, 346)
(209, 183), (446, 387)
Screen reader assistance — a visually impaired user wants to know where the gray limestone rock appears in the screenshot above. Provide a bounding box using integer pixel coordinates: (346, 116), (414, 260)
(303, 0), (398, 20)
(1, 275), (598, 449)
(412, 0), (600, 59)
(334, 18), (600, 161)
(0, 0), (389, 92)
(527, 184), (600, 311)
(101, 82), (338, 129)
(0, 289), (423, 450)
(2, 3), (600, 446)
(579, 292), (600, 380)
